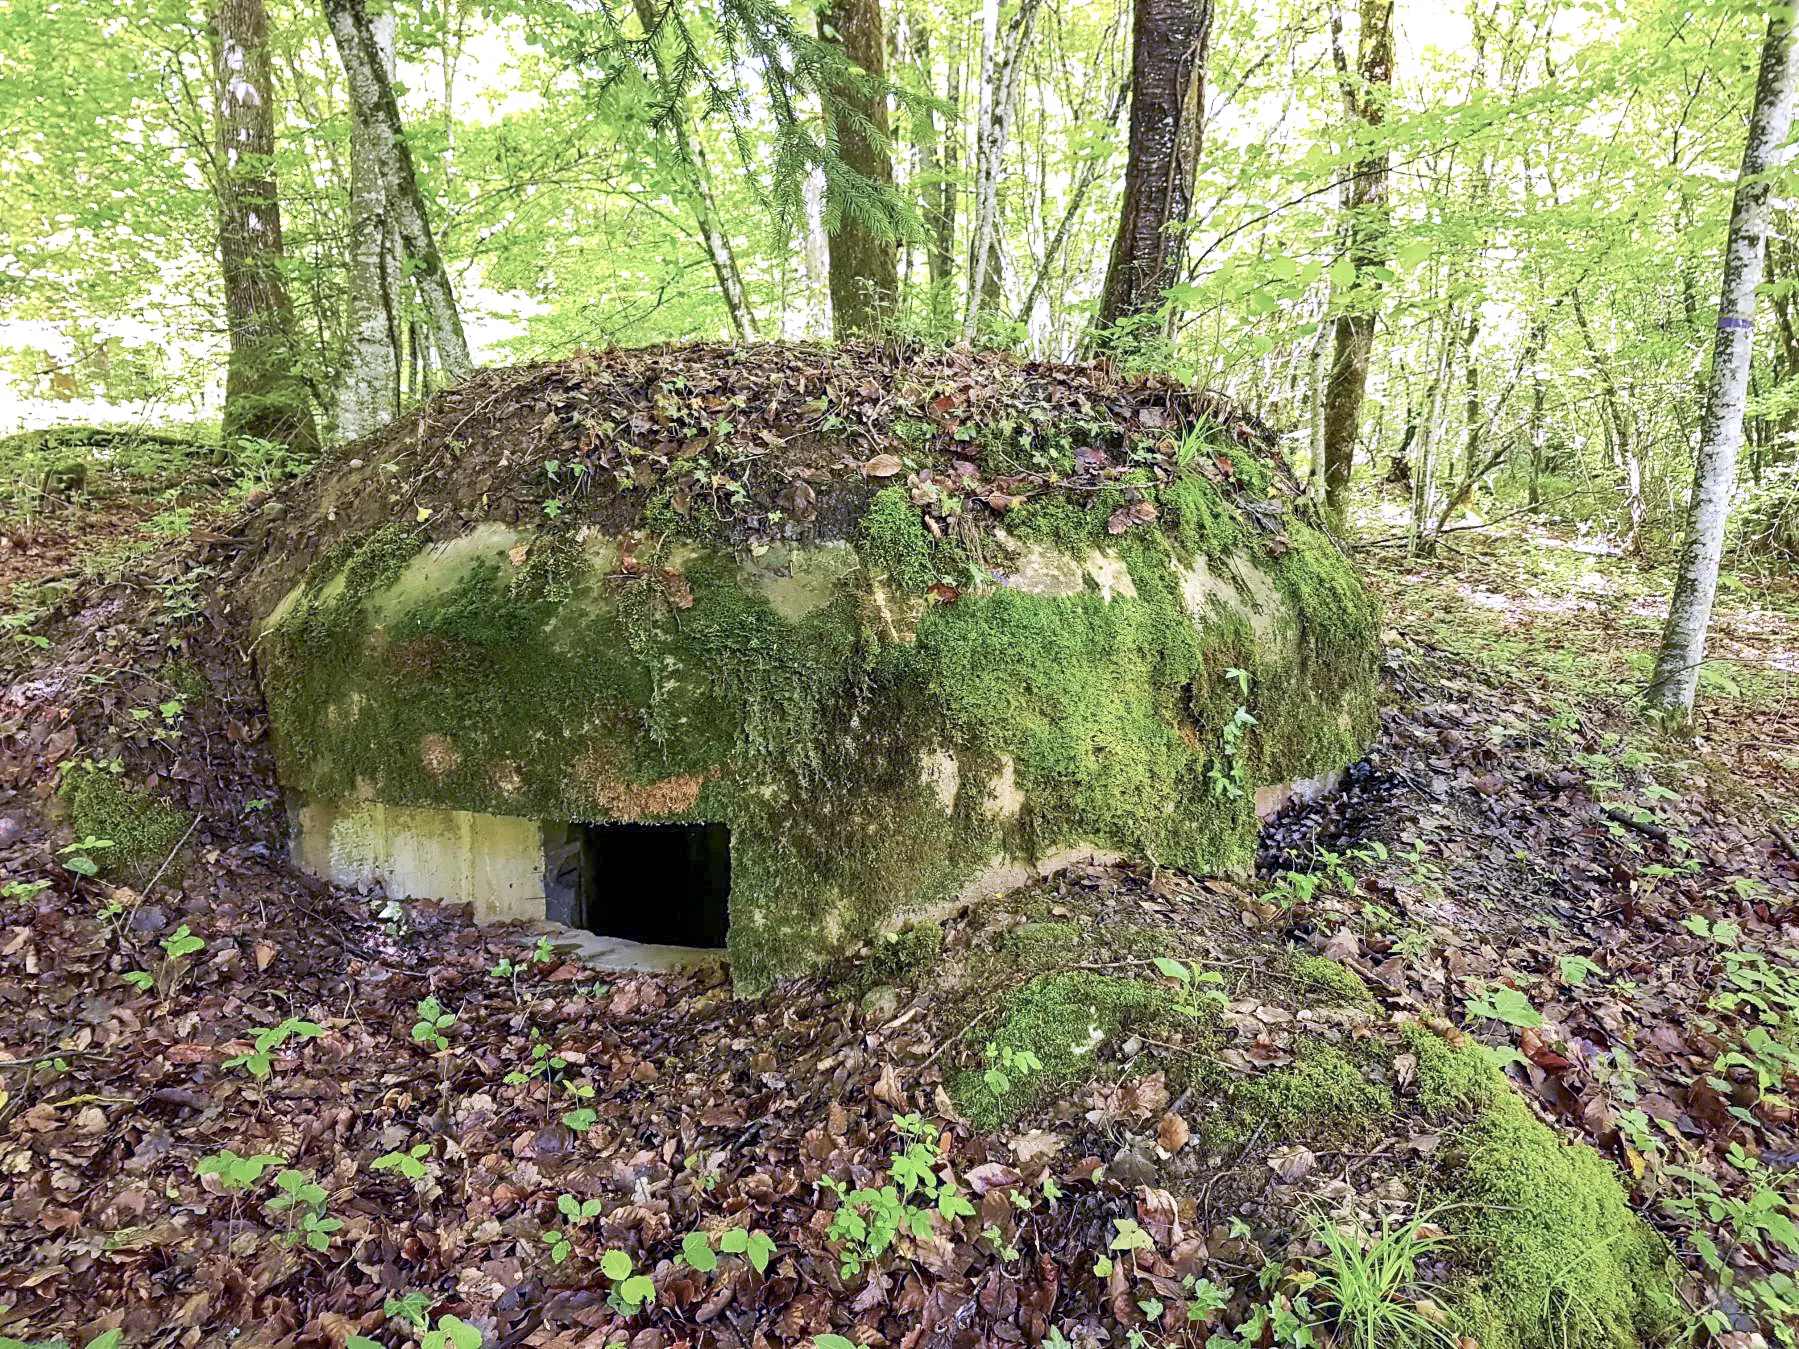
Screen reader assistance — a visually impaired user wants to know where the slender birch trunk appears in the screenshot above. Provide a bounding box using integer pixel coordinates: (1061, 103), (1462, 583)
(963, 0), (1043, 341)
(632, 0), (757, 339)
(332, 6), (402, 440)
(210, 0), (319, 453)
(324, 0), (471, 378)
(1647, 3), (1799, 721)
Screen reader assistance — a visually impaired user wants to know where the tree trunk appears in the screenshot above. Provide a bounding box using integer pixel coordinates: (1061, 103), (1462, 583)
(1017, 80), (1129, 327)
(1320, 0), (1395, 518)
(210, 0), (318, 453)
(963, 0), (1043, 341)
(909, 15), (957, 332)
(332, 5), (402, 440)
(1647, 2), (1799, 722)
(820, 0), (900, 337)
(1094, 0), (1210, 333)
(632, 0), (757, 339)
(324, 0), (471, 378)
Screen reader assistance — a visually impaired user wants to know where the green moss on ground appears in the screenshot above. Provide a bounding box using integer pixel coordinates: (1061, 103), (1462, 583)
(1280, 952), (1376, 1008)
(1229, 1042), (1395, 1137)
(1445, 1095), (1684, 1349)
(950, 971), (1197, 1129)
(1402, 1024), (1504, 1115)
(63, 772), (190, 884)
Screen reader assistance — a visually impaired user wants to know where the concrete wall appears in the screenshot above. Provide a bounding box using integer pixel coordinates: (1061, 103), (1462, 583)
(290, 797), (548, 924)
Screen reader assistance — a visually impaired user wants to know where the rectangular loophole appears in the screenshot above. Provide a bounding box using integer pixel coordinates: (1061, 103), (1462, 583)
(548, 822), (730, 949)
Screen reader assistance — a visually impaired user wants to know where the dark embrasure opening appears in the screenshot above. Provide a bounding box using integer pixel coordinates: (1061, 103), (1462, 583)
(546, 821), (730, 949)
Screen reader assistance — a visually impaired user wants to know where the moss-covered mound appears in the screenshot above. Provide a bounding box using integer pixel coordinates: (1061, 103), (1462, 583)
(845, 865), (1686, 1349)
(244, 343), (1381, 987)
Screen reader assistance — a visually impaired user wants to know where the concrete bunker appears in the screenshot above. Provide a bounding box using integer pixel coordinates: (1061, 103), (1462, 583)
(244, 345), (1384, 989)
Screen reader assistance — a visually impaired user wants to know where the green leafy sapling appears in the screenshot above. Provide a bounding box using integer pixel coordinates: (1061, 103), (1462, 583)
(267, 1168), (341, 1251)
(411, 996), (455, 1051)
(224, 1017), (325, 1079)
(1153, 956), (1228, 1017)
(195, 1148), (285, 1191)
(371, 1142), (434, 1181)
(599, 1249), (657, 1314)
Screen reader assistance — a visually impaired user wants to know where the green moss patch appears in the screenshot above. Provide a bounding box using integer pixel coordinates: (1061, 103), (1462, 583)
(950, 971), (1199, 1130)
(1228, 1042), (1395, 1139)
(1280, 952), (1376, 1009)
(63, 771), (190, 884)
(1445, 1096), (1683, 1349)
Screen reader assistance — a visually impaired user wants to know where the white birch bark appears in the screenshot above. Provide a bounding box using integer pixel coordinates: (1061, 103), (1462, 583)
(325, 0), (472, 378)
(1646, 2), (1799, 720)
(332, 7), (402, 440)
(962, 0), (1043, 341)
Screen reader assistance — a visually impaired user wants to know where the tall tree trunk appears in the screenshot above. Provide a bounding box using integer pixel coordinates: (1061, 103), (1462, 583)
(820, 0), (899, 337)
(324, 0), (471, 378)
(332, 5), (402, 440)
(1646, 6), (1799, 719)
(632, 0), (757, 339)
(1320, 0), (1395, 518)
(963, 0), (1043, 341)
(1571, 289), (1643, 553)
(1094, 0), (1210, 333)
(210, 0), (319, 452)
(907, 12), (957, 332)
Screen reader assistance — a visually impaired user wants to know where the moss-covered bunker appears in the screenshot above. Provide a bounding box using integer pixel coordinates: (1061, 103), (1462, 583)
(246, 344), (1381, 988)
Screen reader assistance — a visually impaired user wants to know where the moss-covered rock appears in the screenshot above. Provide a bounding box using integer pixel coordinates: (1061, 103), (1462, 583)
(1445, 1095), (1684, 1349)
(250, 354), (1381, 990)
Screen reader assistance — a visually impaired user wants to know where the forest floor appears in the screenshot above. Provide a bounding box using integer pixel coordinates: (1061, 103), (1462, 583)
(1, 468), (1797, 1349)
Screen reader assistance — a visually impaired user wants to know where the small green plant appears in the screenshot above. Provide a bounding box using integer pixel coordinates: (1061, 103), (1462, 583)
(267, 1168), (340, 1251)
(411, 996), (455, 1051)
(542, 1192), (603, 1263)
(384, 1291), (432, 1327)
(1465, 983), (1542, 1028)
(371, 1142), (433, 1181)
(419, 1317), (483, 1349)
(2, 878), (52, 902)
(719, 1225), (777, 1274)
(532, 935), (555, 964)
(1153, 956), (1228, 1016)
(981, 1042), (1043, 1099)
(58, 834), (114, 878)
(223, 1016), (324, 1079)
(194, 1148), (285, 1191)
(1299, 1213), (1458, 1349)
(819, 1114), (974, 1277)
(599, 1248), (657, 1314)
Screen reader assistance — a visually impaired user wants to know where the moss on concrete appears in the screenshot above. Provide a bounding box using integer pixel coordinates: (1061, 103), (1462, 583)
(1444, 1095), (1683, 1349)
(860, 486), (938, 593)
(257, 440), (1382, 989)
(63, 771), (189, 884)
